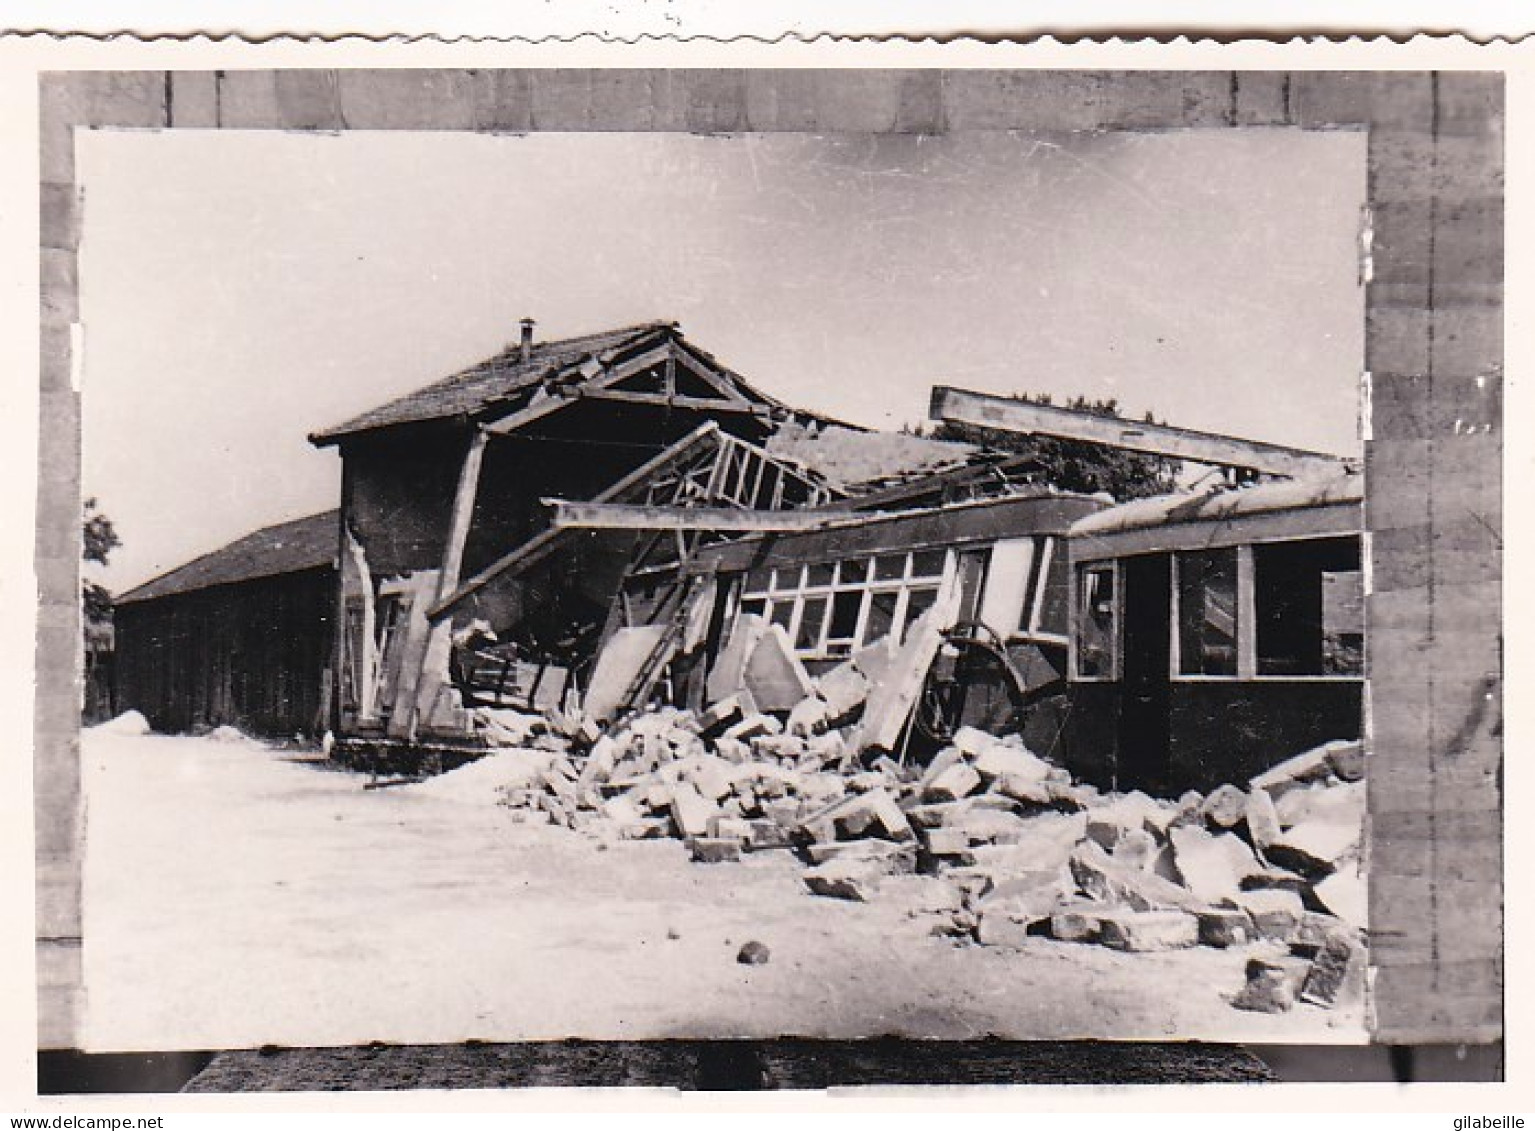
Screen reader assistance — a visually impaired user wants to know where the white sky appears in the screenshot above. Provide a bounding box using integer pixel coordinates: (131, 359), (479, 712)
(78, 128), (1366, 591)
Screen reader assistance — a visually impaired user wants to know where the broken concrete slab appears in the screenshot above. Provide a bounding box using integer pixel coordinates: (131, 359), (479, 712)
(814, 660), (870, 722)
(1069, 840), (1197, 912)
(1049, 903), (1108, 944)
(1300, 931), (1366, 1009)
(742, 623), (816, 708)
(688, 836), (743, 864)
(706, 613), (767, 704)
(1196, 906), (1255, 948)
(1168, 826), (1248, 904)
(668, 781), (718, 840)
(1112, 828), (1159, 872)
(1232, 955), (1311, 1013)
(1249, 740), (1344, 798)
(976, 908), (1045, 949)
(922, 826), (971, 857)
(1098, 909), (1200, 952)
(923, 762), (982, 803)
(1200, 783), (1248, 830)
(1232, 888), (1306, 943)
(1274, 779), (1366, 830)
(803, 858), (884, 902)
(583, 625), (670, 722)
(786, 696), (832, 738)
(1263, 820), (1361, 878)
(1312, 861), (1368, 930)
(1243, 786), (1284, 850)
(1325, 739), (1365, 783)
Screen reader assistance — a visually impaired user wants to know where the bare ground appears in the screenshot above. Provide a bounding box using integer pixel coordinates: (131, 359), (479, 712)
(80, 730), (1366, 1053)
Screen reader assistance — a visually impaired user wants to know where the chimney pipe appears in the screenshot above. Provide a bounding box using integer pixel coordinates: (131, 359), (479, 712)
(519, 318), (535, 363)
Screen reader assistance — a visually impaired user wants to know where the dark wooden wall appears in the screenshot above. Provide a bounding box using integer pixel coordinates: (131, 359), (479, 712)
(114, 568), (335, 739)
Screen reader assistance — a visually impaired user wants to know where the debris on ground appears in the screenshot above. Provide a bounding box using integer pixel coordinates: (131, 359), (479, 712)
(93, 709), (152, 736)
(404, 689), (1368, 1017)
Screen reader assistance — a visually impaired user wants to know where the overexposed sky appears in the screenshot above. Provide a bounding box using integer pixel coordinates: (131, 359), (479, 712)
(79, 128), (1365, 590)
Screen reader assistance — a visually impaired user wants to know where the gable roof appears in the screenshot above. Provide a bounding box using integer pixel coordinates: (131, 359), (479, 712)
(309, 322), (820, 446)
(116, 510), (339, 605)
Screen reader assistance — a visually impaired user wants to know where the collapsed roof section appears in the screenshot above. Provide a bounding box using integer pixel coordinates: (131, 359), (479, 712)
(427, 421), (840, 623)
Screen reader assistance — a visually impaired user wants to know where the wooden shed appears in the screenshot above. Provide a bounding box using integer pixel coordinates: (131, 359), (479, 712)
(113, 510), (339, 738)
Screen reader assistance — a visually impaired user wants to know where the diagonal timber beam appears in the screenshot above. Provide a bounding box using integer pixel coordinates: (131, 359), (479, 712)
(930, 385), (1345, 479)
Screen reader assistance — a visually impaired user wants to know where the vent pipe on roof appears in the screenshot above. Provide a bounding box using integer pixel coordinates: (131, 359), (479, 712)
(519, 318), (535, 363)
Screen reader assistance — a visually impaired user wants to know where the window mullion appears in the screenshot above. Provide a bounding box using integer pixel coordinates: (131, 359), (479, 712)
(1237, 544), (1257, 679)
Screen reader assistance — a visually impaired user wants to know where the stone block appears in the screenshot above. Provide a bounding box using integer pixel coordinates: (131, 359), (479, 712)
(1049, 903), (1109, 943)
(1300, 932), (1368, 1008)
(688, 836), (742, 864)
(1232, 955), (1311, 1013)
(1250, 741), (1345, 797)
(1201, 784), (1248, 830)
(1196, 906), (1255, 949)
(1099, 909), (1200, 952)
(1070, 840), (1196, 912)
(924, 762), (982, 803)
(1233, 889), (1306, 943)
(668, 782), (718, 840)
(1244, 786), (1284, 850)
(803, 859), (883, 902)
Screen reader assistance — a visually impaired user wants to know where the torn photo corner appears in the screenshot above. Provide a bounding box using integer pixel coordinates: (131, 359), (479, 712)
(20, 37), (1508, 1073)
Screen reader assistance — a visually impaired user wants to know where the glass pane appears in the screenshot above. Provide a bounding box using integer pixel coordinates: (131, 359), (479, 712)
(1035, 538), (1070, 636)
(827, 589), (864, 641)
(739, 598), (766, 619)
(902, 587), (940, 642)
(911, 548), (947, 579)
(836, 559), (870, 587)
(1254, 537), (1361, 676)
(795, 596), (828, 651)
(744, 567), (772, 593)
(1077, 567), (1116, 677)
(768, 599), (796, 631)
(805, 562), (836, 587)
(863, 590), (899, 648)
(1322, 570), (1364, 675)
(771, 566), (803, 593)
(1177, 549), (1238, 676)
(874, 554), (907, 582)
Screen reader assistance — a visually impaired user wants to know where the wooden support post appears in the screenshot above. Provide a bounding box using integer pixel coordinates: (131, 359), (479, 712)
(438, 428), (490, 602)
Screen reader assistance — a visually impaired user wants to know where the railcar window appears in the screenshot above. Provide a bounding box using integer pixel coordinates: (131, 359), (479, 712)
(1254, 536), (1363, 677)
(1176, 548), (1239, 676)
(1076, 564), (1117, 678)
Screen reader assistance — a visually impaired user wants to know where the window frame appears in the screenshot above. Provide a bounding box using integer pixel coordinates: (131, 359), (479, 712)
(737, 547), (955, 661)
(1168, 534), (1366, 684)
(1070, 558), (1121, 682)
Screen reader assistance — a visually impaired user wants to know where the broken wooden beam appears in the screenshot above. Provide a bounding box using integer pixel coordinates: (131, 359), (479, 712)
(929, 385), (1345, 479)
(544, 501), (837, 533)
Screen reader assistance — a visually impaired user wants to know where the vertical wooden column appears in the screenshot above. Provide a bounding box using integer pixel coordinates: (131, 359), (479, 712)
(407, 429), (489, 736)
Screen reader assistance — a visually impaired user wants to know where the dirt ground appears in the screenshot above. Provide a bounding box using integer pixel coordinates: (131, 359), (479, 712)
(80, 729), (1367, 1053)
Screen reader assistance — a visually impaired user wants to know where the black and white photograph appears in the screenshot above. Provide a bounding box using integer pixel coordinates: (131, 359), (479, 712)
(18, 51), (1508, 1098)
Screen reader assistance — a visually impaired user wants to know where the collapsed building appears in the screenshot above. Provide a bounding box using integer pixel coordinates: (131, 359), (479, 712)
(113, 318), (1364, 796)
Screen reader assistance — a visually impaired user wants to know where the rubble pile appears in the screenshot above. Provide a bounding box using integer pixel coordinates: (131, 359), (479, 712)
(469, 664), (1368, 1017)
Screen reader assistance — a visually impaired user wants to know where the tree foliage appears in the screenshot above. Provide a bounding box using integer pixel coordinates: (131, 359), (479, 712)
(926, 392), (1181, 502)
(83, 497), (120, 632)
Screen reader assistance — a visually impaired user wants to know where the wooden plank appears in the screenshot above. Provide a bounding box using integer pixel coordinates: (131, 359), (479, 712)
(547, 501), (836, 533)
(931, 385), (1346, 478)
(574, 387), (761, 414)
